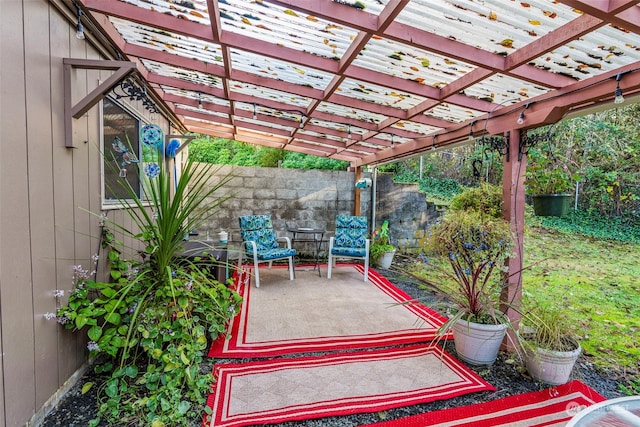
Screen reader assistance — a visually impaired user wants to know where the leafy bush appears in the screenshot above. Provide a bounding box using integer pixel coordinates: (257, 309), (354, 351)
(188, 136), (348, 170)
(280, 152), (348, 170)
(423, 209), (514, 323)
(449, 183), (502, 218)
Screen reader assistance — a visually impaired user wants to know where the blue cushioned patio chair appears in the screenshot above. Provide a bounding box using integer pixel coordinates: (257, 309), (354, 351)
(327, 215), (370, 282)
(238, 214), (297, 288)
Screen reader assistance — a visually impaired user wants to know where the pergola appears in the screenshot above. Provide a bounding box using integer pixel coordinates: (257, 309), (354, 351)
(57, 0), (640, 341)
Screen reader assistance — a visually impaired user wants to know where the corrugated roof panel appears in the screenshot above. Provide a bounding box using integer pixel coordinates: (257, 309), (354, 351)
(235, 101), (301, 125)
(229, 48), (333, 90)
(117, 0), (211, 25)
(308, 118), (357, 135)
(110, 17), (223, 65)
(337, 77), (426, 109)
(298, 130), (343, 142)
(391, 120), (442, 136)
(141, 59), (223, 88)
(161, 87), (229, 107)
(219, 0), (357, 60)
(373, 132), (410, 144)
(397, 0), (578, 55)
(464, 73), (551, 104)
(342, 0), (388, 16)
(353, 36), (476, 88)
(424, 102), (484, 123)
(529, 24), (640, 80)
(315, 102), (387, 125)
(176, 104), (229, 120)
(229, 81), (310, 109)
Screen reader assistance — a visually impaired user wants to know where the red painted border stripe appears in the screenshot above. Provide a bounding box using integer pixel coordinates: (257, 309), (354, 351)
(204, 344), (494, 427)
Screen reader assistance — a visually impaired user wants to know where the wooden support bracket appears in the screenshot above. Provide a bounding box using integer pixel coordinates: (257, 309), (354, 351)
(63, 58), (136, 148)
(165, 134), (197, 156)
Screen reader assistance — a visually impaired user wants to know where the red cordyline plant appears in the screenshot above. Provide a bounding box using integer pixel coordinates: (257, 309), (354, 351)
(424, 209), (515, 324)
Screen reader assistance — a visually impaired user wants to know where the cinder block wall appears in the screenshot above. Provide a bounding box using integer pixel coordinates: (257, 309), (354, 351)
(374, 173), (440, 252)
(196, 165), (438, 256)
(196, 165), (369, 254)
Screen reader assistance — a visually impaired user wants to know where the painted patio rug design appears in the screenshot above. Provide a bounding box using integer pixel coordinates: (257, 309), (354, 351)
(361, 379), (606, 427)
(204, 344), (494, 427)
(208, 264), (450, 358)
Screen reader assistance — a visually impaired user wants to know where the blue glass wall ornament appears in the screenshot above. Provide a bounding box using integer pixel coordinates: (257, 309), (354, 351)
(140, 124), (164, 147)
(144, 163), (160, 179)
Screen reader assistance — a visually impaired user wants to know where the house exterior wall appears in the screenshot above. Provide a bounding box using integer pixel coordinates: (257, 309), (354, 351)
(0, 2), (164, 425)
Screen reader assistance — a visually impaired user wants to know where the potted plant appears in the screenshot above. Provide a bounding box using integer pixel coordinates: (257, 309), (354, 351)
(424, 184), (515, 365)
(519, 304), (582, 385)
(370, 220), (396, 269)
(525, 145), (577, 217)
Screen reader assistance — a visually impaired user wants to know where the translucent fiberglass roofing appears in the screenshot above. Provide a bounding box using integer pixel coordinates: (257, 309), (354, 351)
(80, 0), (640, 165)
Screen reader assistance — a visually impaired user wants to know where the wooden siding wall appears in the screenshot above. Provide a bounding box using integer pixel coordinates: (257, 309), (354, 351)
(0, 2), (167, 425)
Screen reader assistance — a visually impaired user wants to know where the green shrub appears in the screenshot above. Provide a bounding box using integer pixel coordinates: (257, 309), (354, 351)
(449, 183), (503, 218)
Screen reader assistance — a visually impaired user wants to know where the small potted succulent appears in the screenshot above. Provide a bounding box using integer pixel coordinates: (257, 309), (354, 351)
(370, 220), (396, 269)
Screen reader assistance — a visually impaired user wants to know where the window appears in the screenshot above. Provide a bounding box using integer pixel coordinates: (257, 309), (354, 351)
(102, 98), (160, 204)
(103, 97), (142, 201)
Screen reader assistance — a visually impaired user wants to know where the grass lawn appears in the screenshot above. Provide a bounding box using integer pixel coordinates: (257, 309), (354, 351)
(522, 226), (639, 374)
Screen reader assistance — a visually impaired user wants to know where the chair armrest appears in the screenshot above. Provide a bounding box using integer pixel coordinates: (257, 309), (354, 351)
(241, 240), (259, 257)
(276, 236), (292, 249)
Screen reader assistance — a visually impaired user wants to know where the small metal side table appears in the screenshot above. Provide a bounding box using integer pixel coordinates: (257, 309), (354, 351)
(287, 227), (326, 276)
(175, 240), (228, 283)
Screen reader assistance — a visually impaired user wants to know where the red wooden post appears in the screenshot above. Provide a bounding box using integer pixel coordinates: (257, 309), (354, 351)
(501, 129), (527, 351)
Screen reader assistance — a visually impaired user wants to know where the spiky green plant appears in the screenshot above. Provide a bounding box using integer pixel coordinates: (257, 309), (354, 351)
(57, 153), (242, 426)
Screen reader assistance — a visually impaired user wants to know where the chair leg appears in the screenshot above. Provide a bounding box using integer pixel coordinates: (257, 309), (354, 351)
(363, 260), (369, 282)
(327, 252), (333, 279)
(253, 257), (261, 288)
(288, 256), (295, 280)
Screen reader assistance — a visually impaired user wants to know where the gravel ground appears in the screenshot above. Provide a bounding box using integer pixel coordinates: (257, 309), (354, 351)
(41, 266), (628, 427)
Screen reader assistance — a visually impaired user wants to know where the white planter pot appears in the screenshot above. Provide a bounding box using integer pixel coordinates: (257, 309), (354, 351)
(374, 250), (396, 269)
(524, 344), (581, 385)
(452, 319), (508, 365)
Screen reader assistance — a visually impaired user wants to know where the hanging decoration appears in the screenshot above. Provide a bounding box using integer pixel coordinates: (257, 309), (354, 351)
(144, 163), (160, 178)
(165, 139), (181, 158)
(112, 77), (159, 115)
(112, 135), (138, 177)
(140, 124), (164, 148)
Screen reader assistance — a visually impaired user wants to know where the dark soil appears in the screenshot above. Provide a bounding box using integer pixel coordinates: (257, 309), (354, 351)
(41, 265), (630, 427)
